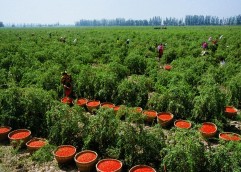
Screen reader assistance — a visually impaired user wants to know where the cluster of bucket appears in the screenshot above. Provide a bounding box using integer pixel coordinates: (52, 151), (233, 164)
(0, 128), (46, 151)
(53, 146), (156, 172)
(0, 102), (239, 171)
(199, 106), (241, 141)
(0, 126), (48, 153)
(0, 127), (156, 171)
(62, 98), (241, 141)
(61, 97), (176, 126)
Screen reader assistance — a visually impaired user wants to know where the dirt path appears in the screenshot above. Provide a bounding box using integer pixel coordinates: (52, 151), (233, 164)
(0, 141), (77, 172)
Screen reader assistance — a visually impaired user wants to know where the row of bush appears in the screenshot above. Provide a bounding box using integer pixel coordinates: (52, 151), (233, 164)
(5, 103), (240, 172)
(0, 83), (240, 170)
(3, 100), (241, 172)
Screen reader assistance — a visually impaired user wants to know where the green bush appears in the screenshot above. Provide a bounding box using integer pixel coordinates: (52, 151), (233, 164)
(116, 75), (152, 107)
(225, 72), (241, 108)
(115, 123), (165, 169)
(146, 92), (168, 112)
(75, 65), (119, 101)
(93, 69), (119, 102)
(31, 144), (56, 163)
(166, 82), (195, 119)
(0, 69), (8, 88)
(154, 71), (195, 118)
(161, 129), (205, 172)
(0, 86), (56, 136)
(192, 82), (226, 122)
(124, 54), (147, 75)
(46, 104), (88, 146)
(75, 65), (96, 98)
(108, 62), (129, 81)
(163, 49), (178, 64)
(205, 141), (241, 172)
(83, 108), (120, 155)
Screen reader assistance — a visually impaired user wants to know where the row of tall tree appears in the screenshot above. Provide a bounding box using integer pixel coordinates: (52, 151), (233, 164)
(75, 15), (241, 26)
(1, 15), (240, 28)
(185, 15), (241, 25)
(0, 22), (4, 27)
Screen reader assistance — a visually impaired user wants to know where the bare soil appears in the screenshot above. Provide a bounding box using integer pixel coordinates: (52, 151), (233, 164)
(0, 140), (78, 172)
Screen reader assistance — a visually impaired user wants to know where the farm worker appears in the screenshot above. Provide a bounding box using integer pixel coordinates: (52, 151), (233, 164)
(117, 37), (120, 43)
(220, 57), (225, 66)
(208, 36), (212, 42)
(61, 71), (73, 97)
(126, 39), (130, 45)
(212, 37), (218, 46)
(157, 43), (164, 61)
(73, 38), (77, 45)
(212, 38), (219, 52)
(59, 37), (66, 43)
(202, 42), (208, 50)
(201, 42), (208, 56)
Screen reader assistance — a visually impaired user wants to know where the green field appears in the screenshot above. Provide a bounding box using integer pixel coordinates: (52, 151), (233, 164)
(0, 26), (241, 171)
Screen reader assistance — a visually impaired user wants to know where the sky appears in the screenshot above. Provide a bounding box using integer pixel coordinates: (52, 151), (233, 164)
(1, 0), (241, 25)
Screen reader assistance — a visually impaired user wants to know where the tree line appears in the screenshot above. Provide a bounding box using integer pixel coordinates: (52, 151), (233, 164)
(1, 14), (240, 28)
(75, 15), (241, 26)
(0, 22), (4, 27)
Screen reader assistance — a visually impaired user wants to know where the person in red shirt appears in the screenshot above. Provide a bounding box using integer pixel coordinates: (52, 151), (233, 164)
(157, 43), (164, 62)
(202, 42), (208, 50)
(201, 42), (209, 56)
(61, 71), (73, 97)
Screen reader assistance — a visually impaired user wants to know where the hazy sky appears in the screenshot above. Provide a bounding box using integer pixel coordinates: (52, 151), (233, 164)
(1, 0), (241, 25)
